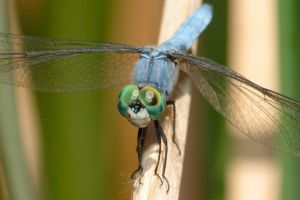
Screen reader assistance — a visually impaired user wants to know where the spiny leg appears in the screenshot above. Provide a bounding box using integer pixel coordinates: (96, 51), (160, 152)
(131, 127), (147, 180)
(154, 120), (164, 186)
(154, 120), (170, 192)
(166, 100), (181, 155)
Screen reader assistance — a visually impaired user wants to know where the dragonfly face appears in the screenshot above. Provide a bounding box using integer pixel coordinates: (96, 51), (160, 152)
(117, 84), (166, 128)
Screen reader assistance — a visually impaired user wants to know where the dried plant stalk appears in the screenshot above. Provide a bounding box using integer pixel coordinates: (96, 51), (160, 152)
(132, 0), (202, 199)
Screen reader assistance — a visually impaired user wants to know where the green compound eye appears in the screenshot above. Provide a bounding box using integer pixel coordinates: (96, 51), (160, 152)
(139, 86), (166, 120)
(117, 84), (139, 116)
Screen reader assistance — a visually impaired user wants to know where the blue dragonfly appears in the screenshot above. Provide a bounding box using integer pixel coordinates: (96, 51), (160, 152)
(0, 3), (300, 191)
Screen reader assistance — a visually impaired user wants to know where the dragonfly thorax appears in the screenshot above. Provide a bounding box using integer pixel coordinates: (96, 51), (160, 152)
(117, 84), (166, 128)
(133, 50), (178, 98)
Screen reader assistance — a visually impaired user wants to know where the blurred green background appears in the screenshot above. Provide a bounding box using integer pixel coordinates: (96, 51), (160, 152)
(0, 0), (299, 200)
(279, 1), (300, 200)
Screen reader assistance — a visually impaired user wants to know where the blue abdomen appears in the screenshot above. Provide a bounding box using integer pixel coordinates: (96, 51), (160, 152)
(132, 3), (212, 98)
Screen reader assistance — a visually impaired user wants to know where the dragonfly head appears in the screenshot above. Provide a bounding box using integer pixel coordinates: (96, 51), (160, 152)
(117, 84), (166, 128)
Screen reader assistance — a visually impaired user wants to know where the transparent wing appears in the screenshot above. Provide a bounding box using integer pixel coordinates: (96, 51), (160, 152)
(174, 53), (300, 156)
(0, 33), (144, 92)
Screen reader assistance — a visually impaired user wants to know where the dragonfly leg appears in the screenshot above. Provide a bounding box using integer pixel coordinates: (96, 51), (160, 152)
(166, 100), (181, 155)
(154, 120), (170, 193)
(154, 121), (164, 186)
(131, 127), (147, 181)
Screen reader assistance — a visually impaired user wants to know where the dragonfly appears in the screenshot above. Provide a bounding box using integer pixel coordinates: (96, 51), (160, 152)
(1, 3), (300, 192)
